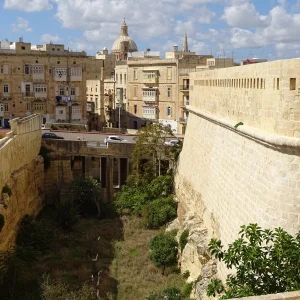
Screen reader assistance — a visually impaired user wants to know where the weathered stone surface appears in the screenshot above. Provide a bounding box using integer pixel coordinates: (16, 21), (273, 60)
(0, 156), (45, 251)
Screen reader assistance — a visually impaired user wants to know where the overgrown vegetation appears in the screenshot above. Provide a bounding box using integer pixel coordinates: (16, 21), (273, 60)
(39, 146), (52, 170)
(179, 229), (189, 252)
(2, 185), (12, 196)
(50, 124), (58, 130)
(147, 287), (182, 300)
(207, 223), (300, 299)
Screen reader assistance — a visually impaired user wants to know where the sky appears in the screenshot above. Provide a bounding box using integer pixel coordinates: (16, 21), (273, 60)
(1, 0), (300, 62)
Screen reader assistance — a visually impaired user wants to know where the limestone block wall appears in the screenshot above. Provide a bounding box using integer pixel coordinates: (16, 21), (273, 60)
(0, 114), (42, 193)
(191, 59), (300, 137)
(176, 112), (300, 296)
(0, 156), (44, 250)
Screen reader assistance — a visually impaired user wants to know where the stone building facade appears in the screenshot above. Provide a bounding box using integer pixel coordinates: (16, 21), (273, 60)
(0, 40), (90, 127)
(175, 58), (300, 298)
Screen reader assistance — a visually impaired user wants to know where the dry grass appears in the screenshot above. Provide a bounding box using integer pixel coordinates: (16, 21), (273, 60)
(112, 216), (186, 300)
(35, 217), (123, 299)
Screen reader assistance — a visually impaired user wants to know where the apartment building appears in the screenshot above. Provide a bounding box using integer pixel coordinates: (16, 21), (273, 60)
(125, 41), (213, 133)
(0, 39), (90, 127)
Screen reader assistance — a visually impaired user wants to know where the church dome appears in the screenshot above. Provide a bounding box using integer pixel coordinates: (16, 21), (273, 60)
(111, 19), (138, 53)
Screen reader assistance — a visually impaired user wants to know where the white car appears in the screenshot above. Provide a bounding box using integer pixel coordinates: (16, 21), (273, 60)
(164, 139), (181, 146)
(104, 135), (128, 144)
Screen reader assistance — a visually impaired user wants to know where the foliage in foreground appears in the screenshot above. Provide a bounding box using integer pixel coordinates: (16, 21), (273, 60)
(207, 223), (300, 299)
(115, 175), (173, 215)
(142, 196), (177, 229)
(149, 232), (178, 275)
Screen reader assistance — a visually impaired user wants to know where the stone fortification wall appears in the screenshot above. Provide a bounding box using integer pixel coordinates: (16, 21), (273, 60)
(176, 59), (300, 298)
(0, 115), (44, 250)
(191, 59), (300, 137)
(0, 115), (42, 192)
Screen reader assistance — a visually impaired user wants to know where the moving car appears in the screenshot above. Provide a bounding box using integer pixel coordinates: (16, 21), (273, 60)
(104, 135), (127, 144)
(42, 133), (64, 139)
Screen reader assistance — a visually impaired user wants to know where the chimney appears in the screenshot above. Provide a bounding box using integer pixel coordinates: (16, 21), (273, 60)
(19, 37), (23, 43)
(173, 45), (178, 52)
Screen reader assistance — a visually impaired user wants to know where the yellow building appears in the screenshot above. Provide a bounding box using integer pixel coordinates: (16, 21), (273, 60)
(0, 39), (90, 127)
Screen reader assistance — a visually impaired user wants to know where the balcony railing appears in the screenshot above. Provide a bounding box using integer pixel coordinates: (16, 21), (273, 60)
(180, 85), (190, 91)
(0, 93), (12, 100)
(22, 92), (35, 97)
(143, 95), (157, 103)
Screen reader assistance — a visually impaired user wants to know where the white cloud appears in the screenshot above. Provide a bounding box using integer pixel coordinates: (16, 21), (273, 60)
(4, 0), (52, 12)
(222, 1), (269, 28)
(12, 17), (32, 32)
(40, 34), (62, 43)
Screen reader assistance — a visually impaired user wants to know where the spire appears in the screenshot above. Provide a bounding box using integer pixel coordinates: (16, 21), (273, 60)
(121, 18), (128, 36)
(183, 30), (188, 52)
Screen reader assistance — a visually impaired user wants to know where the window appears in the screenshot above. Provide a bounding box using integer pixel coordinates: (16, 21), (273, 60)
(21, 46), (25, 50)
(134, 105), (137, 114)
(0, 65), (8, 74)
(3, 84), (9, 93)
(277, 78), (280, 90)
(96, 87), (97, 92)
(120, 74), (122, 84)
(24, 64), (30, 75)
(59, 88), (65, 96)
(32, 65), (44, 74)
(167, 87), (171, 97)
(166, 106), (172, 116)
(57, 61), (60, 64)
(59, 110), (64, 114)
(71, 88), (76, 95)
(34, 85), (47, 93)
(71, 68), (82, 76)
(167, 68), (172, 80)
(124, 88), (126, 99)
(95, 98), (98, 109)
(26, 103), (31, 111)
(133, 86), (137, 97)
(4, 103), (9, 111)
(143, 107), (156, 117)
(290, 78), (296, 90)
(133, 69), (138, 80)
(116, 74), (118, 84)
(124, 74), (127, 84)
(55, 68), (67, 78)
(33, 103), (44, 111)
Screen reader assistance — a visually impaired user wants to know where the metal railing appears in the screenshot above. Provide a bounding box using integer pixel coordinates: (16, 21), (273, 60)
(180, 85), (190, 91)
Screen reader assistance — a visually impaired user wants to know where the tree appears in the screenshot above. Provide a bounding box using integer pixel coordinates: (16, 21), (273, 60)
(132, 123), (175, 179)
(70, 177), (101, 218)
(149, 232), (178, 274)
(207, 224), (300, 299)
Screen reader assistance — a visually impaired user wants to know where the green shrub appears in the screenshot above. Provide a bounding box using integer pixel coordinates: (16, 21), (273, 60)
(142, 196), (177, 229)
(149, 232), (178, 275)
(70, 177), (101, 217)
(0, 214), (4, 232)
(179, 229), (189, 252)
(54, 197), (79, 231)
(50, 125), (58, 130)
(39, 146), (52, 170)
(16, 215), (53, 255)
(114, 175), (174, 215)
(182, 282), (193, 297)
(2, 185), (12, 196)
(182, 270), (190, 279)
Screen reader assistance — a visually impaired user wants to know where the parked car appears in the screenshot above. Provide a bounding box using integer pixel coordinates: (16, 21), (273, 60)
(164, 138), (181, 146)
(104, 135), (127, 144)
(42, 133), (64, 139)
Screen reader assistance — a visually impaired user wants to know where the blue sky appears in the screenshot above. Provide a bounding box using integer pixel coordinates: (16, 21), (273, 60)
(2, 0), (300, 62)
